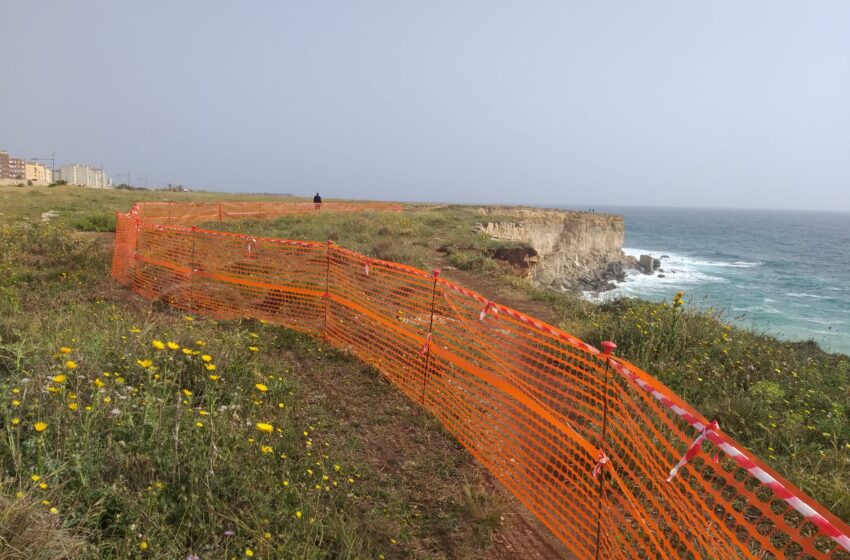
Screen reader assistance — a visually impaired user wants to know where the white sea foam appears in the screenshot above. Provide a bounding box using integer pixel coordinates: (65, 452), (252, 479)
(785, 292), (837, 300)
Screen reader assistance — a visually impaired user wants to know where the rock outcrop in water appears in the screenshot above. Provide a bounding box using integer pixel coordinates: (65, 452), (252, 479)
(477, 207), (638, 293)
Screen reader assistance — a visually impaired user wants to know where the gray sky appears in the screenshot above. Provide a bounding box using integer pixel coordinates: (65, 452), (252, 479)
(2, 1), (849, 210)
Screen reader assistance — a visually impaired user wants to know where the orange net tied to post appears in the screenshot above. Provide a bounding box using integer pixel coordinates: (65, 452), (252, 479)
(112, 201), (850, 560)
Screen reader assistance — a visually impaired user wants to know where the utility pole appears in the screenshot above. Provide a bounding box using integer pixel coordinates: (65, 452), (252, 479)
(31, 152), (56, 183)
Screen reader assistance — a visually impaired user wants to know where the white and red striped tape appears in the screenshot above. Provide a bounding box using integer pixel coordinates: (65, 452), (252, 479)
(608, 358), (850, 553)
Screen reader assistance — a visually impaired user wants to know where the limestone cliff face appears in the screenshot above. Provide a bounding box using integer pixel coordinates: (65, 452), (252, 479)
(477, 207), (635, 292)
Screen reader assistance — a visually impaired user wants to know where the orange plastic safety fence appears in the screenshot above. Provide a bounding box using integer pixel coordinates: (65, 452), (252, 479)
(112, 203), (850, 560)
(129, 200), (403, 225)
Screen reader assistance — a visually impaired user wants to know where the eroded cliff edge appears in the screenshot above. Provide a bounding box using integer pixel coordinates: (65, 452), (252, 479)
(476, 207), (637, 293)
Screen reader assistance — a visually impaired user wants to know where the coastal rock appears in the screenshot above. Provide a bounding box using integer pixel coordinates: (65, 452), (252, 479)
(639, 254), (656, 273)
(478, 207), (639, 293)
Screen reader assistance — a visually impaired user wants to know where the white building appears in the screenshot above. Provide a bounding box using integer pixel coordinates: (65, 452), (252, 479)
(57, 164), (113, 188)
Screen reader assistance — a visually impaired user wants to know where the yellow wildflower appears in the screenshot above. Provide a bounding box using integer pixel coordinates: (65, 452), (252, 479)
(261, 445), (273, 454)
(182, 348), (193, 355)
(137, 359), (153, 368)
(205, 363), (216, 371)
(196, 340), (206, 346)
(256, 422), (274, 433)
(58, 346), (72, 354)
(182, 389), (192, 397)
(195, 422), (204, 428)
(167, 341), (180, 350)
(94, 378), (105, 388)
(51, 374), (67, 383)
(65, 360), (77, 369)
(201, 354), (212, 362)
(245, 549), (254, 557)
(39, 482), (48, 490)
(11, 400), (20, 407)
(139, 541), (148, 551)
(11, 417), (20, 425)
(34, 422), (47, 433)
(31, 474), (40, 482)
(68, 402), (78, 411)
(255, 383), (268, 392)
(130, 327), (141, 333)
(49, 507), (59, 514)
(248, 346), (259, 352)
(208, 375), (220, 381)
(152, 340), (165, 350)
(295, 511), (302, 519)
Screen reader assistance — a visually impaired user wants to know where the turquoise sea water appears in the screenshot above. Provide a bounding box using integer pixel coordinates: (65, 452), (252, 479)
(583, 207), (850, 355)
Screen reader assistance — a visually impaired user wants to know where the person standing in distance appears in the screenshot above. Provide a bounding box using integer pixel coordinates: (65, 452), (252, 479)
(313, 192), (322, 211)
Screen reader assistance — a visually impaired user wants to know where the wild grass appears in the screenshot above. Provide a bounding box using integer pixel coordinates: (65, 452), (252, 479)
(0, 220), (505, 558)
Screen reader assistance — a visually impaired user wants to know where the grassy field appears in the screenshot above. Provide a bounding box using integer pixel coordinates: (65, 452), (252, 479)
(2, 183), (849, 558)
(225, 208), (850, 523)
(0, 187), (508, 559)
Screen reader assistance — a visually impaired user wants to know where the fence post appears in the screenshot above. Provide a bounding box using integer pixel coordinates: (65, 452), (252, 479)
(189, 226), (197, 313)
(322, 240), (333, 338)
(594, 340), (617, 560)
(218, 202), (223, 222)
(420, 269), (440, 404)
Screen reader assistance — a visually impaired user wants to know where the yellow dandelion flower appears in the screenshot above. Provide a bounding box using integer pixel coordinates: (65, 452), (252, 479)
(182, 389), (192, 397)
(208, 375), (220, 381)
(11, 417), (20, 425)
(65, 360), (77, 370)
(245, 549), (254, 557)
(184, 316), (194, 321)
(264, 532), (271, 540)
(49, 507), (59, 514)
(139, 541), (149, 551)
(255, 383), (268, 392)
(152, 340), (165, 350)
(282, 480), (289, 487)
(93, 378), (105, 388)
(195, 422), (204, 428)
(68, 402), (78, 411)
(167, 341), (179, 350)
(11, 400), (20, 407)
(205, 363), (216, 371)
(261, 445), (273, 454)
(11, 388), (19, 394)
(182, 348), (193, 355)
(295, 511), (302, 519)
(130, 327), (141, 333)
(39, 482), (48, 490)
(137, 359), (153, 368)
(115, 376), (125, 384)
(58, 346), (72, 354)
(248, 346), (259, 352)
(201, 354), (212, 362)
(277, 402), (285, 409)
(196, 340), (206, 346)
(51, 374), (67, 383)
(256, 422), (274, 433)
(34, 422), (47, 432)
(31, 475), (40, 482)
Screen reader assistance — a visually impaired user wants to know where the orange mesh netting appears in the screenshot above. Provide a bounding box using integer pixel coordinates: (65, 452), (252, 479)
(112, 201), (850, 560)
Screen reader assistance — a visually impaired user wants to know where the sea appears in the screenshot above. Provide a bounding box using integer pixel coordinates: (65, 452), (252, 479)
(580, 206), (850, 356)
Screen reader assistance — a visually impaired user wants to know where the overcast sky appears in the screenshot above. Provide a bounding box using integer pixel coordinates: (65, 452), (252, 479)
(2, 1), (849, 210)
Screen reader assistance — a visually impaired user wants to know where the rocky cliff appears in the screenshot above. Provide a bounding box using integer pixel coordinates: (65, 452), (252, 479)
(477, 207), (637, 293)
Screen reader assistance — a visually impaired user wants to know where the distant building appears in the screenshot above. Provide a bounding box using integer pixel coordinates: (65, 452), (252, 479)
(8, 158), (25, 180)
(25, 162), (52, 184)
(0, 151), (9, 178)
(57, 164), (112, 188)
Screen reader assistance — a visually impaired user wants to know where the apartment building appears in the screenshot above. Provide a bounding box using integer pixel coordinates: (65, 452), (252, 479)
(25, 162), (52, 184)
(8, 157), (25, 180)
(0, 151), (8, 178)
(57, 164), (112, 188)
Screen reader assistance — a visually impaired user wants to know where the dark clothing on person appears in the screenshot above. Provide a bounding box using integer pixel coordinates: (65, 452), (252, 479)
(313, 194), (322, 204)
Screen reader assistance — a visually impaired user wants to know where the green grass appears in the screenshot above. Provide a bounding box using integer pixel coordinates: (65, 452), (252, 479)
(0, 221), (505, 556)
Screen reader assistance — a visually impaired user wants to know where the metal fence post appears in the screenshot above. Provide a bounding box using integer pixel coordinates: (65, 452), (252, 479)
(189, 226), (197, 313)
(420, 269), (440, 404)
(594, 340), (617, 560)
